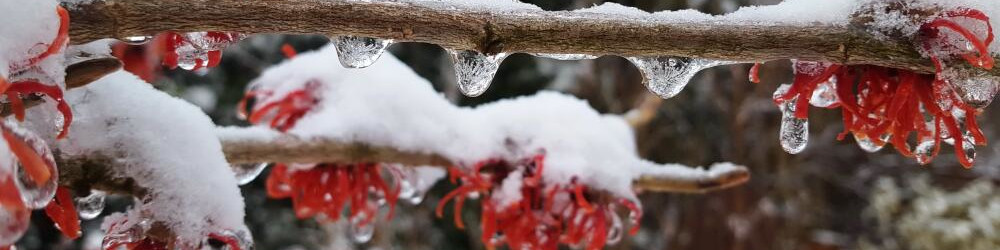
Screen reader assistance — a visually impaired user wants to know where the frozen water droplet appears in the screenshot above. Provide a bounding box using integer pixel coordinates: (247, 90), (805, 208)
(774, 84), (808, 154)
(946, 75), (999, 108)
(914, 138), (936, 165)
(122, 36), (153, 45)
(334, 36), (393, 68)
(102, 217), (152, 250)
(628, 56), (733, 99)
(854, 134), (886, 153)
(0, 207), (30, 246)
(449, 50), (507, 97)
(233, 163), (269, 185)
(606, 211), (623, 245)
(5, 121), (58, 209)
(349, 214), (375, 243)
(961, 134), (976, 164)
(75, 190), (106, 220)
(398, 179), (416, 200)
(532, 53), (597, 60)
(809, 77), (839, 108)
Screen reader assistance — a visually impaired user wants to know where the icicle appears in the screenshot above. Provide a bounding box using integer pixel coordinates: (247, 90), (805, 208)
(74, 190), (106, 220)
(0, 208), (30, 246)
(121, 36), (153, 45)
(102, 216), (152, 249)
(809, 77), (839, 108)
(854, 134), (887, 153)
(627, 56), (733, 99)
(173, 32), (245, 70)
(349, 213), (375, 243)
(775, 84), (809, 154)
(233, 163), (269, 185)
(449, 50), (508, 97)
(333, 36), (394, 69)
(532, 53), (597, 60)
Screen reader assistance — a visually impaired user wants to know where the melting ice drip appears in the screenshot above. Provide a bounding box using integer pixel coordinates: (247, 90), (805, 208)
(233, 163), (269, 185)
(774, 84), (808, 154)
(449, 50), (508, 97)
(627, 56), (734, 99)
(334, 36), (394, 69)
(75, 190), (107, 220)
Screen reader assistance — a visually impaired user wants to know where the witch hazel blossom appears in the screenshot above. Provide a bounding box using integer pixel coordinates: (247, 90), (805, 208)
(754, 5), (995, 168)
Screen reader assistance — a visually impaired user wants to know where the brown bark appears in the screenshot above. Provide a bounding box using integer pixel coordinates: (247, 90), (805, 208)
(65, 0), (999, 76)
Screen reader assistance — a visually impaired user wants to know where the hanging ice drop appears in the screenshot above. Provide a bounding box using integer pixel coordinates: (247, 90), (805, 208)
(449, 50), (507, 97)
(121, 36), (153, 45)
(946, 74), (999, 108)
(233, 163), (270, 185)
(914, 137), (936, 165)
(854, 134), (887, 153)
(349, 213), (375, 243)
(74, 190), (106, 220)
(774, 84), (808, 154)
(628, 56), (733, 99)
(334, 36), (394, 69)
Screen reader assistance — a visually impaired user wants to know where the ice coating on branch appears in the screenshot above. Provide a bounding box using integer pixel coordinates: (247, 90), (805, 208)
(627, 56), (733, 99)
(532, 53), (598, 61)
(59, 71), (249, 244)
(570, 0), (855, 25)
(247, 44), (741, 199)
(448, 50), (508, 97)
(333, 36), (393, 69)
(233, 163), (269, 185)
(858, 0), (1000, 55)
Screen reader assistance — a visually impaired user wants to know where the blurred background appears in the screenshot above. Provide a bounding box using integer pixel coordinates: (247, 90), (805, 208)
(20, 0), (1000, 249)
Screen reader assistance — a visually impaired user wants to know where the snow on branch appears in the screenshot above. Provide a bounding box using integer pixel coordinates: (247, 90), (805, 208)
(64, 0), (999, 77)
(217, 127), (750, 194)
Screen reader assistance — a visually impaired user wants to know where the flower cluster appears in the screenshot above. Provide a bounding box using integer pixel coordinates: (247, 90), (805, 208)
(754, 8), (994, 168)
(437, 154), (642, 250)
(112, 31), (245, 81)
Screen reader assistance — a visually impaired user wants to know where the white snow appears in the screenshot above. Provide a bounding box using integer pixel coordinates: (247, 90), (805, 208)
(59, 71), (248, 243)
(0, 0), (61, 79)
(247, 44), (740, 200)
(493, 169), (523, 209)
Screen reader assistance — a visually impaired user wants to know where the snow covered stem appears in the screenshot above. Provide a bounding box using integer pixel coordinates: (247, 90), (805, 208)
(54, 129), (748, 195)
(64, 0), (999, 77)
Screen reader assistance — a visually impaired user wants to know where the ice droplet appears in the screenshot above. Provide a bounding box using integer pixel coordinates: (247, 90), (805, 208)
(233, 163), (269, 185)
(122, 36), (153, 45)
(946, 75), (999, 108)
(606, 211), (624, 245)
(449, 50), (508, 97)
(961, 134), (976, 165)
(102, 217), (152, 250)
(532, 53), (597, 60)
(6, 121), (58, 209)
(0, 206), (30, 246)
(774, 84), (808, 154)
(349, 214), (375, 243)
(334, 36), (394, 68)
(914, 138), (936, 165)
(627, 56), (733, 99)
(75, 190), (106, 220)
(854, 134), (887, 153)
(809, 77), (839, 108)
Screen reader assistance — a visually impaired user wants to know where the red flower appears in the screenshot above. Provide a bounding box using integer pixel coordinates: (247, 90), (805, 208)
(239, 80), (319, 132)
(756, 8), (994, 168)
(437, 154), (641, 250)
(44, 187), (80, 239)
(266, 163), (401, 225)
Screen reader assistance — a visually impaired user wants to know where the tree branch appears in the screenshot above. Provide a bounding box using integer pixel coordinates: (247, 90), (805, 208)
(65, 0), (999, 76)
(58, 127), (748, 195)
